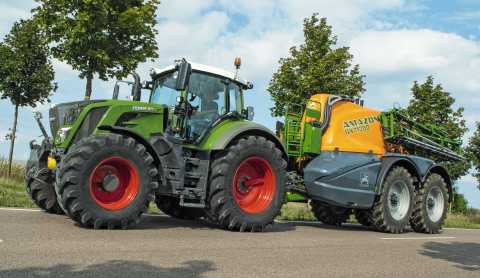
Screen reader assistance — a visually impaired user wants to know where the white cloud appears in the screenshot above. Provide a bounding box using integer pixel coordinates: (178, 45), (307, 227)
(0, 1), (36, 38)
(350, 29), (480, 131)
(157, 0), (215, 20)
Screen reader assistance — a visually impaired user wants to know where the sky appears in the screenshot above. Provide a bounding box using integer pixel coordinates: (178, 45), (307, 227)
(0, 0), (479, 207)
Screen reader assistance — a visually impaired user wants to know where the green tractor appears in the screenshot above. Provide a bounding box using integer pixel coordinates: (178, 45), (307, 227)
(26, 58), (288, 231)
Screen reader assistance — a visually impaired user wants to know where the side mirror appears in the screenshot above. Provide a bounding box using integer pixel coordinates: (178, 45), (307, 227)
(131, 73), (141, 101)
(112, 83), (120, 100)
(246, 106), (254, 121)
(176, 59), (192, 91)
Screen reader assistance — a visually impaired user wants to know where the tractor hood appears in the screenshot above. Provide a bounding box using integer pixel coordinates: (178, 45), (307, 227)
(49, 100), (105, 138)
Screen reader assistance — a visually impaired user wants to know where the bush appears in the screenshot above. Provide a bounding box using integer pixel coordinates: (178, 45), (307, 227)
(451, 192), (469, 214)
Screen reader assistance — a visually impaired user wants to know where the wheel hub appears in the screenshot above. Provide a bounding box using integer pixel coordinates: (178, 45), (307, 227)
(426, 186), (444, 222)
(102, 174), (120, 192)
(89, 156), (139, 211)
(387, 181), (410, 221)
(232, 156), (276, 214)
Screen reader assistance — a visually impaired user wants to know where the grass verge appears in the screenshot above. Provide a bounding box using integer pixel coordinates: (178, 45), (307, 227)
(0, 177), (35, 208)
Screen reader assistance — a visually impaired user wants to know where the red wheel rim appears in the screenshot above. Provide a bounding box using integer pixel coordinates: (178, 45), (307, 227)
(89, 157), (139, 211)
(232, 156), (276, 214)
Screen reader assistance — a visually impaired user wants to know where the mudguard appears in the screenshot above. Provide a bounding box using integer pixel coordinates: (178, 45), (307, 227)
(199, 119), (288, 159)
(303, 152), (453, 209)
(375, 154), (453, 202)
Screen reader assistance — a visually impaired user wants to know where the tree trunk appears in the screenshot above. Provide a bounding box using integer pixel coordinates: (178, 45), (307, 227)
(7, 104), (19, 178)
(85, 73), (93, 100)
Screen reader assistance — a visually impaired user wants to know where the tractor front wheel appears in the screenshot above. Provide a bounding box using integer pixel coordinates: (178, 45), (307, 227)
(206, 136), (287, 232)
(56, 134), (158, 229)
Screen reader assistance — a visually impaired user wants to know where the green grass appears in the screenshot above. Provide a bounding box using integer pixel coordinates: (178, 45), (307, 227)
(0, 159), (34, 208)
(0, 177), (35, 208)
(278, 202), (316, 221)
(444, 212), (480, 229)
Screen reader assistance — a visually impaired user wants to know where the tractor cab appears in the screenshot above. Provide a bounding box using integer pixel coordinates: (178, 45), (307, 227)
(149, 59), (254, 143)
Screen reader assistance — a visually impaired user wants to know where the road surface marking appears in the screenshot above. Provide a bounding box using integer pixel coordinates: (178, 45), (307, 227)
(0, 208), (40, 212)
(380, 236), (456, 240)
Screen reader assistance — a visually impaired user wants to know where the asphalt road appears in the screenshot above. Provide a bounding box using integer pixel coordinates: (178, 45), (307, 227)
(0, 208), (479, 278)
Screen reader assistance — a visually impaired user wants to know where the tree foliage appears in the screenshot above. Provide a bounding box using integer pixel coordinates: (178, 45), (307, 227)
(451, 190), (469, 214)
(466, 122), (480, 190)
(33, 0), (160, 99)
(268, 14), (365, 116)
(406, 76), (469, 181)
(0, 19), (56, 107)
(0, 19), (56, 176)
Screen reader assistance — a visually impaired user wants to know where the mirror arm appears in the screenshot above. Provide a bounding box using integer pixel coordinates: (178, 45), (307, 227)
(131, 72), (141, 101)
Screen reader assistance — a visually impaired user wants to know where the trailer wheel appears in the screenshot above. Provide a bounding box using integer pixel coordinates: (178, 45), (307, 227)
(206, 136), (287, 232)
(410, 173), (448, 234)
(25, 168), (63, 214)
(311, 200), (350, 226)
(56, 134), (158, 229)
(371, 166), (414, 233)
(155, 195), (204, 220)
(355, 210), (373, 227)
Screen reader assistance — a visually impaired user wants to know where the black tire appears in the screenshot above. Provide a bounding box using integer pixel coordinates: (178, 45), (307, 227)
(311, 200), (350, 226)
(371, 166), (415, 233)
(155, 195), (205, 220)
(355, 209), (373, 227)
(25, 167), (63, 214)
(56, 134), (158, 229)
(410, 173), (449, 234)
(206, 136), (287, 232)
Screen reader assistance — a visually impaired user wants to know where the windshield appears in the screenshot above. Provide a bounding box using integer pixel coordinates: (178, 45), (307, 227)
(150, 70), (243, 141)
(150, 71), (179, 107)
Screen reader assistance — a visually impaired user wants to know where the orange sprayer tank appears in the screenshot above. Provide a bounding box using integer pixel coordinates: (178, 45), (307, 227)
(305, 94), (386, 155)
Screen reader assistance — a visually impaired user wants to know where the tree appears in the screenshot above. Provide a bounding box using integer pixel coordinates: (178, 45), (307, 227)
(451, 190), (468, 214)
(268, 14), (365, 116)
(466, 122), (480, 190)
(34, 0), (160, 100)
(0, 19), (57, 177)
(406, 76), (469, 181)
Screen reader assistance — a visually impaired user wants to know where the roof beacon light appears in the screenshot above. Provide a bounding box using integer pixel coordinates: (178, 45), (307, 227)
(234, 57), (241, 80)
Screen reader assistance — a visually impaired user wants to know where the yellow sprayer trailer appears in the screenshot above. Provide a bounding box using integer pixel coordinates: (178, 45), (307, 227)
(280, 94), (463, 234)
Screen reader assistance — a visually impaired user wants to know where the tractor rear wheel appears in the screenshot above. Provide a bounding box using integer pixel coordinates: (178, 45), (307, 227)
(25, 167), (63, 214)
(311, 200), (351, 226)
(56, 134), (158, 229)
(410, 173), (449, 234)
(155, 195), (204, 220)
(371, 166), (415, 233)
(206, 136), (287, 232)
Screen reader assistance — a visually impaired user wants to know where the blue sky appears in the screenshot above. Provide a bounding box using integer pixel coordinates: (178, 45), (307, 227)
(0, 0), (479, 207)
